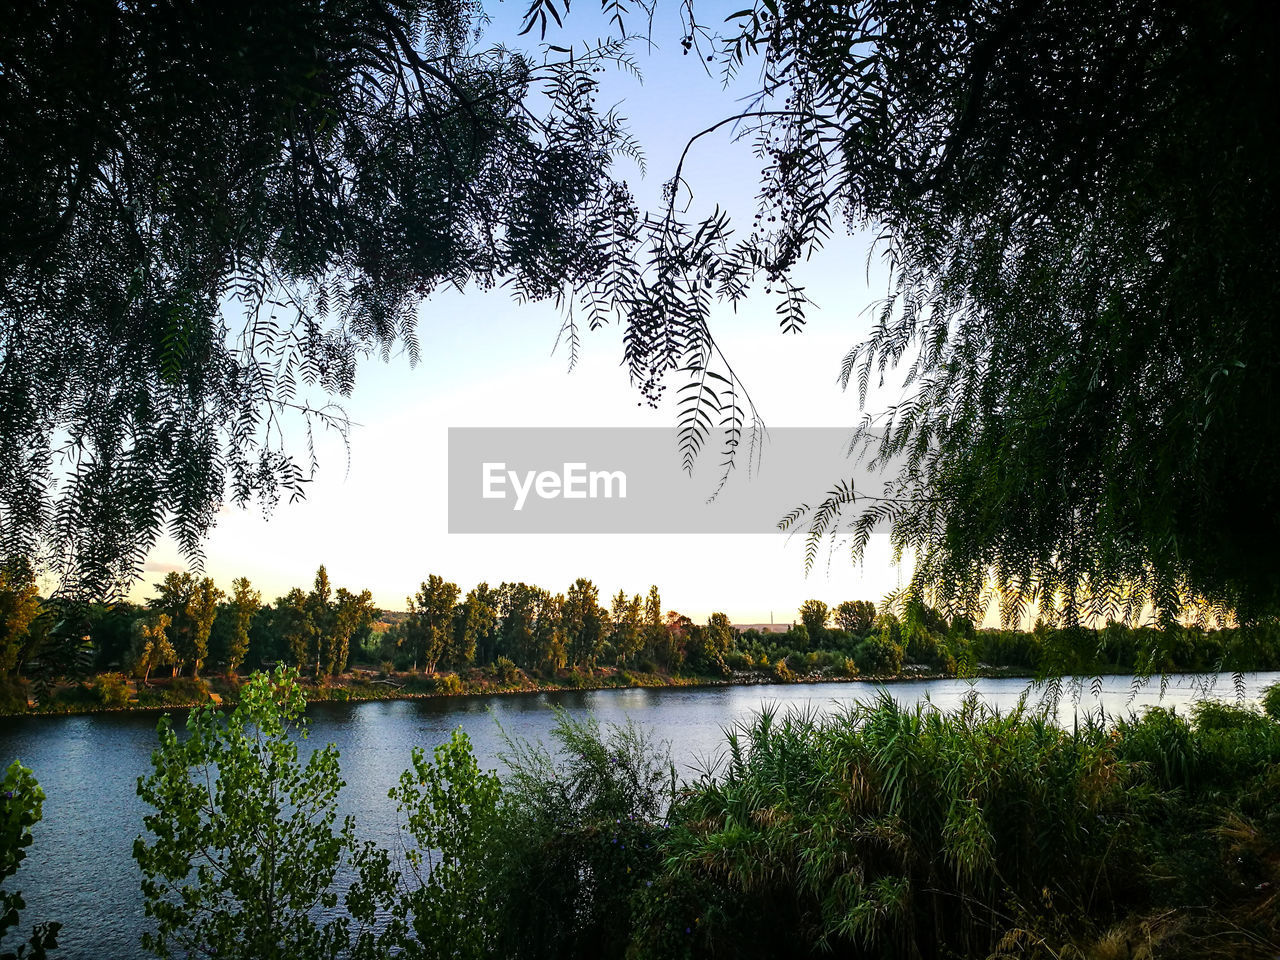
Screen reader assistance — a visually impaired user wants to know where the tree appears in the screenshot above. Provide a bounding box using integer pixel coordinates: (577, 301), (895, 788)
(798, 601), (829, 647)
(327, 588), (375, 677)
(642, 587), (664, 666)
(497, 582), (540, 670)
(133, 668), (397, 958)
(834, 601), (876, 637)
(609, 591), (643, 667)
(532, 590), (569, 674)
(406, 576), (460, 674)
(1, 761), (60, 959)
(460, 583), (500, 665)
(130, 613), (176, 684)
(388, 730), (503, 960)
(225, 577), (262, 676)
(86, 601), (138, 672)
(149, 572), (218, 676)
(705, 613), (734, 660)
(11, 0), (1274, 635)
(0, 559), (40, 678)
(688, 612), (733, 674)
(680, 0), (1280, 626)
(186, 578), (223, 678)
(451, 587), (496, 670)
(562, 579), (604, 669)
(304, 567), (336, 677)
(0, 0), (643, 596)
(659, 612), (692, 672)
(275, 588), (314, 670)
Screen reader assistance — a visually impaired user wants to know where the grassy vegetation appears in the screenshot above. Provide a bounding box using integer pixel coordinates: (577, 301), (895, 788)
(1, 662), (726, 716)
(631, 697), (1280, 958)
(487, 691), (1280, 959)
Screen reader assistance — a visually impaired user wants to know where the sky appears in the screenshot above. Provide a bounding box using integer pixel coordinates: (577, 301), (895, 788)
(135, 0), (915, 622)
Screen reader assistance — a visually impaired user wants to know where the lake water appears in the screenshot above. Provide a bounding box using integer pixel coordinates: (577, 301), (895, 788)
(2, 671), (1276, 958)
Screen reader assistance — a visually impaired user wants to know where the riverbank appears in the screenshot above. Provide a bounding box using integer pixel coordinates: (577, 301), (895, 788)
(3, 661), (1056, 717)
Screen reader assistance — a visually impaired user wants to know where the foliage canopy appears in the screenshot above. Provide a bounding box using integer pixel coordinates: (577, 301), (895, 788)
(0, 0), (640, 594)
(133, 667), (399, 958)
(3, 0), (1278, 629)
(711, 0), (1280, 625)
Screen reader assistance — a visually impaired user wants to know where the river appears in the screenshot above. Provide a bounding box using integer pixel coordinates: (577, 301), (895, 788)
(2, 671), (1276, 959)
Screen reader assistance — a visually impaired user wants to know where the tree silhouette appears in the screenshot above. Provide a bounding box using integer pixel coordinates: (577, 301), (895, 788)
(682, 0), (1280, 625)
(4, 0), (1278, 630)
(0, 0), (641, 594)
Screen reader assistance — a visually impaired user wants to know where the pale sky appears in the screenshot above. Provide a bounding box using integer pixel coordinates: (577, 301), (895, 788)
(135, 1), (915, 621)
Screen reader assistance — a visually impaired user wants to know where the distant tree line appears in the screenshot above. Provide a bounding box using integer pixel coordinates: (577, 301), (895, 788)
(3, 562), (1279, 713)
(748, 596), (1280, 681)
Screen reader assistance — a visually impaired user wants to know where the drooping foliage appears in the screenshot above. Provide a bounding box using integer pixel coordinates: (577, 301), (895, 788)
(700, 0), (1280, 625)
(0, 0), (643, 595)
(9, 0), (1274, 633)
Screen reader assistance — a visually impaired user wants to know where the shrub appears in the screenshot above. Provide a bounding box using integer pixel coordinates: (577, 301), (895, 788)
(839, 657), (859, 678)
(0, 676), (28, 715)
(770, 658), (794, 683)
(1192, 698), (1264, 731)
(1, 761), (60, 955)
(631, 696), (1280, 959)
(48, 683), (96, 710)
(432, 672), (463, 695)
(162, 677), (210, 705)
(483, 712), (673, 960)
(854, 635), (905, 675)
(133, 668), (397, 957)
(92, 672), (131, 708)
(1262, 682), (1280, 721)
(390, 729), (503, 959)
(493, 656), (521, 685)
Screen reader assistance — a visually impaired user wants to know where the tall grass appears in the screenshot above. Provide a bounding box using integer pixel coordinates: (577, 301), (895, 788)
(627, 694), (1280, 959)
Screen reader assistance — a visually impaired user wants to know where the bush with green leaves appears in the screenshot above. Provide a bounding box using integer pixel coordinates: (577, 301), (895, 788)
(387, 730), (502, 960)
(133, 667), (398, 959)
(491, 656), (521, 685)
(1262, 682), (1280, 722)
(91, 672), (131, 708)
(853, 632), (905, 676)
(480, 711), (675, 960)
(1, 762), (59, 960)
(430, 673), (463, 696)
(631, 695), (1280, 959)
